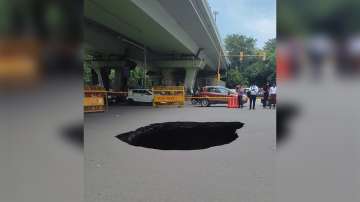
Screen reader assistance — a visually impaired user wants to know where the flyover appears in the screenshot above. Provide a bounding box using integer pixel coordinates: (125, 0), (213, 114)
(84, 0), (228, 93)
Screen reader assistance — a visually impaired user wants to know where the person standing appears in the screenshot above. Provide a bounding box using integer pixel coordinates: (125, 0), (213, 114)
(262, 83), (270, 108)
(249, 82), (259, 110)
(237, 85), (245, 108)
(269, 83), (277, 109)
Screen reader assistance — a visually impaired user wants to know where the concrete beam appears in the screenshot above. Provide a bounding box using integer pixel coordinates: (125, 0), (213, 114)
(131, 0), (199, 54)
(154, 59), (205, 69)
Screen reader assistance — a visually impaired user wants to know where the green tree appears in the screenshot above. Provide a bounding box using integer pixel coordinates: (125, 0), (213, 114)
(227, 68), (249, 88)
(128, 66), (151, 88)
(263, 38), (276, 53)
(263, 38), (276, 84)
(224, 34), (257, 70)
(83, 61), (92, 85)
(224, 36), (276, 87)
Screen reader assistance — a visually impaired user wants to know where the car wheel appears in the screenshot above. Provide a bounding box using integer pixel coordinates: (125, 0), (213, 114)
(191, 98), (198, 105)
(201, 99), (209, 107)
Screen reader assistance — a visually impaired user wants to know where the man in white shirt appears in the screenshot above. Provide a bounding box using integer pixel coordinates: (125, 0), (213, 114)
(269, 84), (277, 109)
(249, 82), (259, 110)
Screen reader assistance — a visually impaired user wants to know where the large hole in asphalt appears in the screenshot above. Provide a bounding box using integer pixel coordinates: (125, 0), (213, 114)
(116, 122), (244, 150)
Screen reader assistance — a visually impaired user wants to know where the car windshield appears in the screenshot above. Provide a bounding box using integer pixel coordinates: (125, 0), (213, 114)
(217, 88), (228, 94)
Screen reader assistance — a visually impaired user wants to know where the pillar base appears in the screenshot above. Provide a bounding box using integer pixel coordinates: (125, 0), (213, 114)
(184, 68), (198, 94)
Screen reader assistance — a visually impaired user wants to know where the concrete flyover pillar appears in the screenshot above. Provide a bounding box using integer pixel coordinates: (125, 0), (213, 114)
(147, 71), (162, 86)
(91, 61), (106, 87)
(113, 66), (132, 91)
(156, 59), (205, 91)
(184, 68), (198, 94)
(91, 67), (103, 87)
(91, 68), (99, 85)
(113, 67), (123, 92)
(100, 68), (111, 91)
(161, 69), (175, 86)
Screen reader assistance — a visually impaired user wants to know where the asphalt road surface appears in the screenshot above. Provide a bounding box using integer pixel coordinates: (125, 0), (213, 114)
(85, 102), (275, 202)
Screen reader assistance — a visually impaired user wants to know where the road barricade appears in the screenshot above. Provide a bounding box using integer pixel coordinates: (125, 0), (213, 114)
(84, 85), (107, 113)
(227, 96), (239, 108)
(152, 86), (185, 107)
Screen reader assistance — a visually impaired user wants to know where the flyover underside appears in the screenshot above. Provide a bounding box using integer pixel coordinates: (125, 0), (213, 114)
(84, 0), (226, 93)
(84, 19), (218, 93)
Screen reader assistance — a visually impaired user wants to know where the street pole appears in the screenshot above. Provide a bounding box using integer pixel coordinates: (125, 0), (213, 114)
(144, 47), (147, 88)
(216, 49), (221, 85)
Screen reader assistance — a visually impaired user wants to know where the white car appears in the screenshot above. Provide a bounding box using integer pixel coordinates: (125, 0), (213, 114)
(126, 89), (153, 103)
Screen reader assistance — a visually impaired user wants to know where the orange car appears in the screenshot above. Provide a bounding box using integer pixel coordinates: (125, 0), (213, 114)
(198, 86), (248, 107)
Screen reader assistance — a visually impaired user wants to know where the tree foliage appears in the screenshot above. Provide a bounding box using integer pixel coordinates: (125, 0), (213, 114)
(224, 34), (257, 71)
(128, 66), (151, 88)
(224, 34), (276, 88)
(83, 61), (93, 85)
(227, 68), (249, 87)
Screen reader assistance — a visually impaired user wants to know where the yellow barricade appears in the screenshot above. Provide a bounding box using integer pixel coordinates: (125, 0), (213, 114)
(84, 97), (104, 106)
(84, 85), (107, 113)
(152, 86), (185, 107)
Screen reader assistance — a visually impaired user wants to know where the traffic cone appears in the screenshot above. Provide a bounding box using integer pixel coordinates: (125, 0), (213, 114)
(227, 96), (239, 108)
(234, 96), (239, 108)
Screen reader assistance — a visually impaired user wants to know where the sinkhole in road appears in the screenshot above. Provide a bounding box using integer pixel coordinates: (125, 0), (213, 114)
(116, 122), (244, 150)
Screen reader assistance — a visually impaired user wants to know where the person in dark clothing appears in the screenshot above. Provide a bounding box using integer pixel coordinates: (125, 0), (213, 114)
(262, 83), (270, 108)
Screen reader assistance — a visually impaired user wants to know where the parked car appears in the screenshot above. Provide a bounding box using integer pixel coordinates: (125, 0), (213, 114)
(126, 89), (153, 104)
(198, 86), (247, 107)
